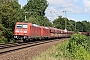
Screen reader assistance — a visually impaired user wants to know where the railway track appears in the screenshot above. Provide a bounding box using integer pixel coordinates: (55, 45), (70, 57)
(0, 38), (67, 55)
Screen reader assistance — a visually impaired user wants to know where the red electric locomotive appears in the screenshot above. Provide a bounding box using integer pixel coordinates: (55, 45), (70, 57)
(14, 22), (74, 42)
(14, 22), (50, 42)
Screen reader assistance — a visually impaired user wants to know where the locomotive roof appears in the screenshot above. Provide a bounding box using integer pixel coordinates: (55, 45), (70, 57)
(44, 27), (49, 29)
(32, 24), (40, 27)
(16, 22), (31, 24)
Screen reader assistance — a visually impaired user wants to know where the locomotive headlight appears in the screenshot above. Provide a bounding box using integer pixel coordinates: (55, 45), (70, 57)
(24, 31), (27, 33)
(14, 36), (17, 38)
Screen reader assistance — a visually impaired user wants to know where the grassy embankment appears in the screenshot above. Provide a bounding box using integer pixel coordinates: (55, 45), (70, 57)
(33, 34), (90, 60)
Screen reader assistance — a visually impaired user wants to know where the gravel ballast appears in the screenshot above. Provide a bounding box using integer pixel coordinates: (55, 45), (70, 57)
(0, 38), (69, 60)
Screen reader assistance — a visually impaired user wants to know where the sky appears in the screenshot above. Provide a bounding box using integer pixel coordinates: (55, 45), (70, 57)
(18, 0), (90, 22)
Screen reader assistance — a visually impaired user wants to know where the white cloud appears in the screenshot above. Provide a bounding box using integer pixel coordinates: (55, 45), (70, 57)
(18, 0), (90, 21)
(45, 7), (59, 21)
(46, 0), (83, 21)
(74, 0), (79, 2)
(83, 0), (90, 7)
(47, 0), (83, 13)
(83, 0), (90, 13)
(69, 18), (79, 22)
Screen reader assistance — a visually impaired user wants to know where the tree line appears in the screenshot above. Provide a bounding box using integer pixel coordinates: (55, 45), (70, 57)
(53, 16), (90, 32)
(0, 0), (90, 43)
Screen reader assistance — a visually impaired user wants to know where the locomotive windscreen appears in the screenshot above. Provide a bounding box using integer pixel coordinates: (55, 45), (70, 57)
(16, 24), (28, 28)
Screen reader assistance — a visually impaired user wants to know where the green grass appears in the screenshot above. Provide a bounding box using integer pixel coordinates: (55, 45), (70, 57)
(33, 40), (76, 60)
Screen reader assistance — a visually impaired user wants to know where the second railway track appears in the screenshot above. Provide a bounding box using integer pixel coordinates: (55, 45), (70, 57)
(0, 38), (68, 55)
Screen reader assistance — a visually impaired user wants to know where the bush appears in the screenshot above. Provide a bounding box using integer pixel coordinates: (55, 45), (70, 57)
(9, 38), (16, 43)
(67, 33), (90, 60)
(0, 36), (8, 44)
(72, 44), (90, 60)
(87, 37), (90, 53)
(68, 33), (88, 52)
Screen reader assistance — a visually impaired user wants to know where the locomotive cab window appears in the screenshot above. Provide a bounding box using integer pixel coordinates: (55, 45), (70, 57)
(16, 24), (22, 28)
(16, 24), (28, 28)
(23, 24), (28, 28)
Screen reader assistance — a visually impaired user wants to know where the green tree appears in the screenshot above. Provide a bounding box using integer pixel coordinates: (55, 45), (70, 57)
(23, 0), (48, 16)
(76, 22), (83, 32)
(0, 1), (22, 42)
(75, 20), (90, 32)
(37, 16), (52, 26)
(23, 0), (52, 26)
(53, 16), (65, 29)
(28, 16), (52, 26)
(67, 20), (76, 31)
(0, 1), (22, 29)
(0, 0), (18, 4)
(0, 24), (7, 43)
(81, 20), (89, 32)
(87, 23), (90, 32)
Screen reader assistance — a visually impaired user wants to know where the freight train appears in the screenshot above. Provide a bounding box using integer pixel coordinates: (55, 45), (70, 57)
(14, 22), (89, 42)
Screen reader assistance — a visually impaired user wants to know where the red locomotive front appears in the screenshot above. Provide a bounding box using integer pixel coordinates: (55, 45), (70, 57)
(14, 22), (42, 42)
(14, 22), (31, 40)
